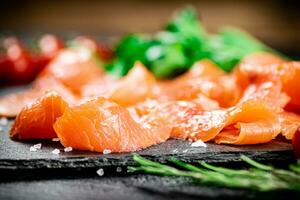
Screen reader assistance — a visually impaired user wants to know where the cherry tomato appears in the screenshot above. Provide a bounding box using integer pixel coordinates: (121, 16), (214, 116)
(0, 55), (13, 84)
(73, 36), (114, 61)
(31, 55), (50, 75)
(39, 34), (64, 59)
(292, 127), (300, 159)
(3, 37), (36, 84)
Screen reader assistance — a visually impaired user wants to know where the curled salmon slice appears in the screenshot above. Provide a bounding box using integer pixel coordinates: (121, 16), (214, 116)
(215, 101), (281, 145)
(53, 97), (171, 153)
(145, 99), (280, 145)
(10, 91), (68, 139)
(279, 112), (300, 140)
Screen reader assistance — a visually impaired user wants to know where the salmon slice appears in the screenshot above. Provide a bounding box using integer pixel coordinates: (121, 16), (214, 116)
(142, 98), (280, 145)
(282, 62), (300, 113)
(153, 60), (238, 107)
(80, 76), (118, 100)
(239, 80), (290, 109)
(10, 91), (68, 139)
(109, 62), (156, 106)
(36, 48), (104, 94)
(237, 55), (294, 84)
(134, 98), (221, 139)
(153, 60), (222, 101)
(0, 89), (41, 118)
(53, 97), (171, 152)
(80, 62), (155, 106)
(214, 101), (281, 145)
(279, 112), (300, 140)
(0, 78), (77, 117)
(0, 48), (97, 117)
(236, 54), (300, 110)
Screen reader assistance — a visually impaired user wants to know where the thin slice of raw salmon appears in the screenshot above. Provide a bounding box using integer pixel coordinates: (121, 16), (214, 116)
(0, 89), (41, 118)
(282, 62), (300, 113)
(214, 100), (281, 145)
(279, 112), (300, 140)
(0, 78), (77, 117)
(153, 60), (238, 107)
(142, 99), (280, 145)
(36, 48), (104, 94)
(80, 62), (155, 106)
(53, 97), (171, 152)
(10, 91), (68, 139)
(109, 62), (156, 106)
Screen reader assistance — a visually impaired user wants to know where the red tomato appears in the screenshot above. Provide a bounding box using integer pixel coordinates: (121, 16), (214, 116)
(31, 55), (50, 75)
(292, 128), (300, 159)
(73, 36), (114, 61)
(39, 34), (64, 59)
(4, 37), (36, 84)
(0, 55), (13, 84)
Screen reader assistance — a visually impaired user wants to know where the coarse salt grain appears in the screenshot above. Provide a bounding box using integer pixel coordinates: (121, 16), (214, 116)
(96, 168), (104, 176)
(183, 149), (188, 153)
(0, 117), (8, 126)
(52, 149), (60, 155)
(103, 149), (111, 155)
(64, 147), (73, 152)
(116, 167), (122, 172)
(191, 140), (207, 148)
(52, 138), (60, 142)
(30, 146), (37, 152)
(33, 143), (42, 149)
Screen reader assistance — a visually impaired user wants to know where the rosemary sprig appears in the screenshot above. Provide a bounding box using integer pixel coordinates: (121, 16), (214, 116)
(128, 154), (300, 192)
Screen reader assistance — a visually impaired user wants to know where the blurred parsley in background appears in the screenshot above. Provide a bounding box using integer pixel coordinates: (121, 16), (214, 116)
(105, 7), (276, 78)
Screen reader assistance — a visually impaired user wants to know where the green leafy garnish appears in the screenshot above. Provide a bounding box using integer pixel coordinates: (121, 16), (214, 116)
(106, 7), (280, 78)
(128, 154), (300, 191)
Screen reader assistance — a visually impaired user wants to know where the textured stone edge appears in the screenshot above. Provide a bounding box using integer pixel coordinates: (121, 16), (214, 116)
(0, 150), (294, 171)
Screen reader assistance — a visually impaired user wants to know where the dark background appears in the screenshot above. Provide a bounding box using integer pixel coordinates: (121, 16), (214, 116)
(0, 0), (300, 57)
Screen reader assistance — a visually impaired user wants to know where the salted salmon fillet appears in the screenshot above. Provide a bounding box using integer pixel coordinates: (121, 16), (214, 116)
(53, 97), (171, 152)
(137, 99), (279, 145)
(10, 91), (68, 139)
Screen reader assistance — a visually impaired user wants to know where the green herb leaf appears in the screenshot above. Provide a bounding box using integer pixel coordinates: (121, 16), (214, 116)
(129, 154), (300, 192)
(106, 7), (284, 78)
